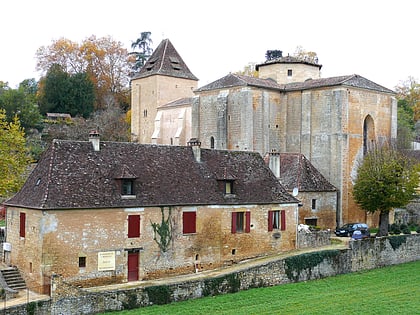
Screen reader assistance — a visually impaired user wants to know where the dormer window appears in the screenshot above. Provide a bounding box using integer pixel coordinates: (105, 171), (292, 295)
(225, 181), (233, 194)
(122, 179), (134, 196)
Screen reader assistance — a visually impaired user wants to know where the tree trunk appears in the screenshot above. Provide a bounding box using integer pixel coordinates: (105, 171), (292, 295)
(377, 210), (390, 237)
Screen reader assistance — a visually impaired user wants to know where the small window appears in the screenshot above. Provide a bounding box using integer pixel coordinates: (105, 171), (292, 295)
(143, 109), (148, 117)
(183, 211), (196, 234)
(128, 215), (141, 238)
(311, 199), (317, 210)
(79, 257), (86, 268)
(287, 69), (293, 77)
(225, 181), (233, 194)
(268, 210), (286, 231)
(19, 212), (26, 238)
(122, 179), (134, 195)
(231, 212), (251, 233)
(210, 136), (215, 149)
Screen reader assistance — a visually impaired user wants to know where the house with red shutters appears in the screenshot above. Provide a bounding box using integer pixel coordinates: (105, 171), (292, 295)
(4, 134), (299, 293)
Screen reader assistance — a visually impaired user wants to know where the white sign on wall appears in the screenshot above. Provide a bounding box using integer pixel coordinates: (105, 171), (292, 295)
(98, 251), (115, 271)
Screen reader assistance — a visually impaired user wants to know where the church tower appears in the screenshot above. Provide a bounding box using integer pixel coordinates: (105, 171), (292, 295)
(130, 39), (198, 143)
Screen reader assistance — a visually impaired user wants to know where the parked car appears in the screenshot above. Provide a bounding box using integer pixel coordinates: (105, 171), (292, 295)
(335, 223), (370, 238)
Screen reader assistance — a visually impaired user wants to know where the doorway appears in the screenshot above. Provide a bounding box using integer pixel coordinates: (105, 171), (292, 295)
(127, 251), (139, 281)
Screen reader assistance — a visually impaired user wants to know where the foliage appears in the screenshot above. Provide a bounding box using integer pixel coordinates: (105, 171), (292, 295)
(102, 260), (420, 315)
(129, 31), (153, 73)
(395, 77), (420, 122)
(203, 274), (241, 297)
(265, 50), (283, 61)
(235, 62), (258, 77)
(121, 292), (140, 310)
(38, 64), (95, 118)
(144, 285), (172, 305)
(388, 235), (407, 250)
(35, 36), (133, 110)
(151, 207), (173, 252)
(353, 145), (420, 236)
(0, 80), (43, 131)
(284, 250), (340, 282)
(0, 110), (31, 200)
(293, 45), (319, 64)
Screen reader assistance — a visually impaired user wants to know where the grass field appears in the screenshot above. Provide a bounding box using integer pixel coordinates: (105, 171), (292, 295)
(103, 260), (420, 315)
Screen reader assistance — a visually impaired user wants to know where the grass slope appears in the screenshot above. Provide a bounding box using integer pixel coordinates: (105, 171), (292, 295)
(104, 260), (420, 315)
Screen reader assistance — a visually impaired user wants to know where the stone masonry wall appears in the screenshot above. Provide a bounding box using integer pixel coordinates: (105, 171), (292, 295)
(15, 234), (415, 315)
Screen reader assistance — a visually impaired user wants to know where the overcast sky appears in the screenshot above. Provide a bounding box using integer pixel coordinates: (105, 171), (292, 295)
(1, 0), (418, 90)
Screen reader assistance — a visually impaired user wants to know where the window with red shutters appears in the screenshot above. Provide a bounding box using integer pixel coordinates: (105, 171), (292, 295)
(268, 210), (281, 231)
(19, 212), (26, 238)
(183, 211), (196, 234)
(231, 212), (250, 233)
(128, 215), (140, 238)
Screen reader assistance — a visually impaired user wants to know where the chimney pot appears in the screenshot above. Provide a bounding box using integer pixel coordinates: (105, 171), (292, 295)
(89, 130), (100, 151)
(188, 138), (201, 162)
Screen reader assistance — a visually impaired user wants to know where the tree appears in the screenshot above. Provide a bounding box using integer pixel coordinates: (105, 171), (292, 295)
(353, 145), (420, 236)
(0, 110), (31, 201)
(265, 50), (283, 61)
(39, 64), (95, 118)
(395, 77), (420, 122)
(36, 36), (133, 110)
(235, 62), (258, 77)
(293, 46), (319, 64)
(129, 31), (153, 73)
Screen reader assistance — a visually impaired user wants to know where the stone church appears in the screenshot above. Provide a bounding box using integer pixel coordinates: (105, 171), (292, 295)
(131, 39), (397, 228)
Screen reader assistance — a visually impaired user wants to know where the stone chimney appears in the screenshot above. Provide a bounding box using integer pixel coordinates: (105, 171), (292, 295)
(89, 130), (100, 151)
(188, 138), (201, 162)
(268, 150), (280, 178)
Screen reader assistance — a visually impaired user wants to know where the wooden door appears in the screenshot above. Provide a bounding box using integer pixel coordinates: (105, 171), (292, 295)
(127, 252), (139, 281)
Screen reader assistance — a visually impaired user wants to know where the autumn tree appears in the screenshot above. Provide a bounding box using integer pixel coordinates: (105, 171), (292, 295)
(293, 45), (319, 64)
(129, 31), (153, 73)
(353, 145), (420, 236)
(35, 36), (133, 110)
(0, 110), (31, 201)
(235, 62), (258, 77)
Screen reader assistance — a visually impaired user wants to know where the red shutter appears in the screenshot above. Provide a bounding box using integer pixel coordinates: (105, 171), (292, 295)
(19, 212), (26, 238)
(183, 212), (196, 234)
(245, 212), (251, 233)
(128, 215), (140, 238)
(268, 211), (273, 232)
(280, 210), (286, 231)
(231, 212), (237, 234)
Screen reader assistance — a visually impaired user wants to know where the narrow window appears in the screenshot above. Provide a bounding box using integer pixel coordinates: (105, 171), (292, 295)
(122, 179), (134, 195)
(311, 199), (317, 210)
(79, 257), (86, 268)
(128, 215), (140, 238)
(231, 212), (250, 233)
(268, 210), (280, 231)
(19, 212), (26, 238)
(183, 211), (196, 234)
(225, 181), (233, 194)
(210, 136), (215, 149)
(287, 69), (293, 77)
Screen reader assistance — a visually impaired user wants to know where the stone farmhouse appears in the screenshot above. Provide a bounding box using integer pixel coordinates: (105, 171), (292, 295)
(131, 39), (397, 228)
(4, 135), (299, 293)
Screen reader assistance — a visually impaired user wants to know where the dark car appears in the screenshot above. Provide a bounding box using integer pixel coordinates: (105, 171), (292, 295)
(335, 223), (370, 238)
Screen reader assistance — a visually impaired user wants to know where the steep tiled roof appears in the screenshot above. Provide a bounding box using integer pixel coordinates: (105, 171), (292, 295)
(267, 153), (336, 192)
(5, 140), (298, 210)
(158, 97), (194, 109)
(283, 74), (395, 94)
(196, 73), (281, 92)
(132, 39), (198, 81)
(256, 55), (322, 70)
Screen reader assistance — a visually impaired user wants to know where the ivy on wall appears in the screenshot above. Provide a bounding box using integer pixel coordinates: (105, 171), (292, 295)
(151, 207), (173, 252)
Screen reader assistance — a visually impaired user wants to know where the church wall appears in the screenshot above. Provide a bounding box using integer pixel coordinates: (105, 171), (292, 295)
(154, 105), (191, 146)
(258, 63), (321, 84)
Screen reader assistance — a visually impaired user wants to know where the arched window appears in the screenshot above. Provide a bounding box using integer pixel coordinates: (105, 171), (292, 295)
(363, 115), (375, 156)
(210, 136), (215, 149)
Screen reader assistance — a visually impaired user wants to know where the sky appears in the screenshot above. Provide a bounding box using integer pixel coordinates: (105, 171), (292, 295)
(1, 0), (418, 91)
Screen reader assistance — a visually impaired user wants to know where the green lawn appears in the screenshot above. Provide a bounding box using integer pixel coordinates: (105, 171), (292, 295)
(104, 260), (420, 314)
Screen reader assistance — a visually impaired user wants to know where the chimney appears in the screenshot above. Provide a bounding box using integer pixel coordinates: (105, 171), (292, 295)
(268, 149), (280, 178)
(89, 130), (100, 151)
(188, 138), (201, 162)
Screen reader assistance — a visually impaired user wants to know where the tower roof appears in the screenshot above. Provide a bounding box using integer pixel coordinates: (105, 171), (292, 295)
(256, 55), (322, 71)
(133, 39), (198, 81)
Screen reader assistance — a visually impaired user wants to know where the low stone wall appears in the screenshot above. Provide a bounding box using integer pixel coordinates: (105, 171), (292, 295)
(10, 234), (420, 314)
(297, 230), (331, 248)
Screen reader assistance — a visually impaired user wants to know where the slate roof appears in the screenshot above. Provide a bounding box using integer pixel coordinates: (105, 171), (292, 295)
(283, 74), (395, 94)
(5, 140), (298, 210)
(256, 55), (322, 70)
(195, 73), (282, 92)
(266, 153), (336, 192)
(132, 39), (198, 81)
(196, 73), (394, 94)
(158, 97), (194, 109)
